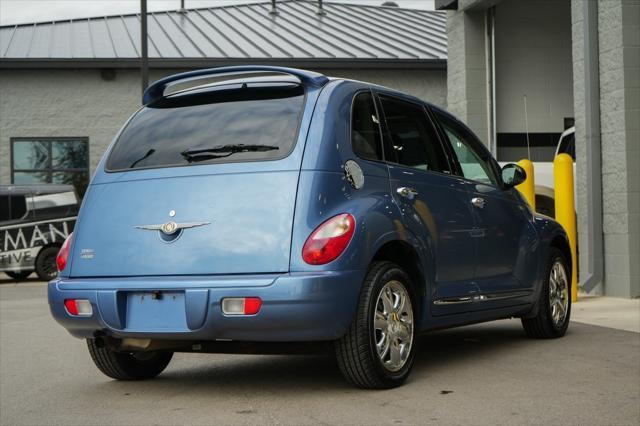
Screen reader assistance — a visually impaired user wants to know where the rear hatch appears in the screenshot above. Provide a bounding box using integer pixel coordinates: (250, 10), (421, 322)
(70, 81), (307, 277)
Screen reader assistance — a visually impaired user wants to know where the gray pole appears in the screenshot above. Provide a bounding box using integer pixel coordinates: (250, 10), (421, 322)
(140, 0), (149, 99)
(580, 0), (603, 293)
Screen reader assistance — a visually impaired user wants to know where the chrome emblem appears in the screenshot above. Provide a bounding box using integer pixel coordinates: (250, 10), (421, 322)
(134, 221), (210, 235)
(162, 221), (178, 235)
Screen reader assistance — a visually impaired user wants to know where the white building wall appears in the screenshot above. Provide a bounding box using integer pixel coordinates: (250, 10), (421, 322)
(0, 68), (447, 186)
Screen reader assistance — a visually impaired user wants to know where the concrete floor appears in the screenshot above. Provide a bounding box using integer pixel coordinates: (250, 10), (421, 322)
(572, 293), (640, 333)
(1, 281), (639, 426)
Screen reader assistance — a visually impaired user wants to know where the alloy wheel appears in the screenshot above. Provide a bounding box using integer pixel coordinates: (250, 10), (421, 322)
(373, 280), (414, 372)
(549, 260), (569, 327)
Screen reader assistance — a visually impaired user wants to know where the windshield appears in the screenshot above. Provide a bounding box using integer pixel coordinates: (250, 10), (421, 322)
(106, 84), (305, 171)
(557, 132), (575, 161)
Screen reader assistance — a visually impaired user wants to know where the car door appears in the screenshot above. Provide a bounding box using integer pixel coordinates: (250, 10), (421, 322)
(431, 107), (536, 299)
(375, 93), (480, 314)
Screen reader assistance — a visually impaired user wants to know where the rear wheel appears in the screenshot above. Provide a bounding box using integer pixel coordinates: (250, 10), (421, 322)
(87, 338), (173, 380)
(5, 270), (33, 280)
(35, 246), (60, 281)
(522, 248), (571, 338)
(335, 261), (417, 389)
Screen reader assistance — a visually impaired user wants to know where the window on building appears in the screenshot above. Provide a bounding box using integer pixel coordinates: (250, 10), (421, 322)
(351, 91), (383, 161)
(11, 138), (90, 197)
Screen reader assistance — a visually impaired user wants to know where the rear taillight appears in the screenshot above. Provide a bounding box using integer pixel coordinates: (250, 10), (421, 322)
(64, 299), (92, 316)
(221, 297), (262, 315)
(302, 213), (355, 265)
(56, 233), (73, 272)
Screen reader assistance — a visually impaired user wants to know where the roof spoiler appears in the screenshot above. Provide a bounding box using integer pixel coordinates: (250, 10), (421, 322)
(142, 65), (329, 105)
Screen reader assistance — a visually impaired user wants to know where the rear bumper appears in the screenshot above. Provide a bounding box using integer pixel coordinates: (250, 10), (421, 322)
(48, 271), (363, 342)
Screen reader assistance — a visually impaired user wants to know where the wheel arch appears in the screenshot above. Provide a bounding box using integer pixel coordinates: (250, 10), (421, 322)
(371, 240), (427, 317)
(550, 234), (572, 282)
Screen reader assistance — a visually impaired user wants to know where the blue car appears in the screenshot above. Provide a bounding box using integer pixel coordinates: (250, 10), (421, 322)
(48, 66), (571, 389)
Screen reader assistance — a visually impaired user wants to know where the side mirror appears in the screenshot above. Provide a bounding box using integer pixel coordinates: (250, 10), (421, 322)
(501, 163), (526, 189)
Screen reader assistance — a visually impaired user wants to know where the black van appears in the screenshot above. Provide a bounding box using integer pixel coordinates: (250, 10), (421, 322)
(1, 185), (78, 280)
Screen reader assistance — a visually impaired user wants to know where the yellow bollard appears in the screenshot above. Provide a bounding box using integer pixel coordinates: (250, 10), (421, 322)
(516, 159), (536, 211)
(554, 154), (578, 302)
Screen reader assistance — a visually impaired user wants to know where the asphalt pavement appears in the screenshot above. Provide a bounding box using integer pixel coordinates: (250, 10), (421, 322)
(1, 280), (639, 426)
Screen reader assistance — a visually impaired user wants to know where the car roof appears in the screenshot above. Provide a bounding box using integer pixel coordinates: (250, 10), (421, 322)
(331, 77), (436, 108)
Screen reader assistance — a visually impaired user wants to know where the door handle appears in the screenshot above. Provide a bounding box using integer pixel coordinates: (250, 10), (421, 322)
(471, 197), (486, 209)
(397, 187), (419, 200)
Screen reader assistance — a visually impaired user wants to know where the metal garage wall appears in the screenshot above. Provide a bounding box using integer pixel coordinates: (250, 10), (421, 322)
(494, 0), (574, 162)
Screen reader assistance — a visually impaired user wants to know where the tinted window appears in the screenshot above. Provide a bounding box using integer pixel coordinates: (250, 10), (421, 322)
(0, 196), (9, 222)
(435, 111), (499, 185)
(11, 139), (89, 197)
(351, 92), (382, 161)
(379, 96), (448, 173)
(557, 132), (576, 160)
(10, 196), (26, 220)
(107, 85), (305, 171)
(0, 195), (27, 223)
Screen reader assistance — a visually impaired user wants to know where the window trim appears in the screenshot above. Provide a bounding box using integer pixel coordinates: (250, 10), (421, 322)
(349, 89), (386, 164)
(10, 137), (91, 192)
(428, 107), (504, 189)
(374, 91), (455, 177)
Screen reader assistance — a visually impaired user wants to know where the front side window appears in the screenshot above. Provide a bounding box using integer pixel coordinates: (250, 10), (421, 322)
(351, 92), (382, 161)
(107, 84), (305, 171)
(434, 111), (499, 186)
(379, 96), (449, 173)
(11, 138), (89, 197)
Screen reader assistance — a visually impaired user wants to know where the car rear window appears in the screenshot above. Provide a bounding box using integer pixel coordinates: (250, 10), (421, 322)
(106, 84), (305, 171)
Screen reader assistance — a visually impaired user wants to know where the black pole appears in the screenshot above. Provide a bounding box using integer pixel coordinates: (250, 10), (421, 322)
(140, 0), (149, 99)
(317, 0), (326, 16)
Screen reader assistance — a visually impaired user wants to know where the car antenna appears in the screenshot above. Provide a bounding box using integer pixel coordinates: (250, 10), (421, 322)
(523, 94), (531, 160)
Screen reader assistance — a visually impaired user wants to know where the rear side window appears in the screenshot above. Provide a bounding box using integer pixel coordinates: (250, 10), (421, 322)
(379, 96), (449, 173)
(0, 195), (27, 223)
(351, 92), (382, 161)
(0, 196), (9, 222)
(106, 84), (305, 171)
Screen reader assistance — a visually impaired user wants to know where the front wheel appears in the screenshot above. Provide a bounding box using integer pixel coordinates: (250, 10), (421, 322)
(335, 261), (418, 389)
(521, 247), (571, 338)
(87, 339), (173, 380)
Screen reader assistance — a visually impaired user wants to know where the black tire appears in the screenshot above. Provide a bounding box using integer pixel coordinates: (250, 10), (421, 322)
(522, 247), (571, 338)
(87, 338), (173, 380)
(35, 246), (60, 281)
(5, 270), (33, 280)
(335, 261), (418, 389)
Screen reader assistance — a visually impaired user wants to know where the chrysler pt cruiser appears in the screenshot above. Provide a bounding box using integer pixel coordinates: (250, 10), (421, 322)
(49, 66), (572, 389)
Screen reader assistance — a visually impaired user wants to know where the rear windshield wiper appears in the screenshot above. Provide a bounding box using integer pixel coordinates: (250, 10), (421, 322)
(129, 149), (156, 168)
(180, 144), (279, 163)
